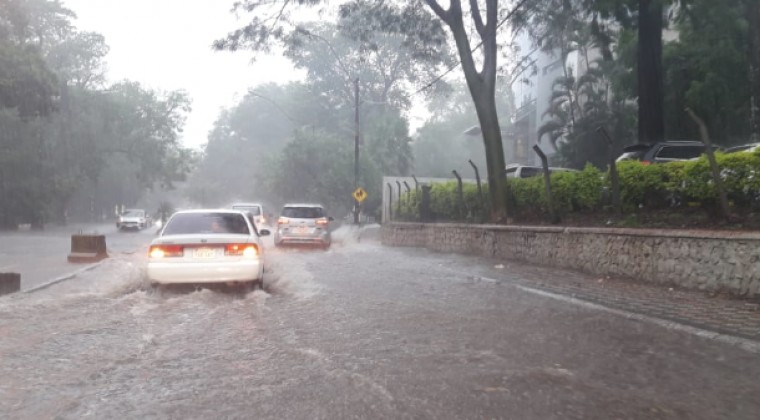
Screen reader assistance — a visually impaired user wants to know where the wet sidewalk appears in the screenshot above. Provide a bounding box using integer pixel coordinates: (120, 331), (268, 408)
(0, 223), (155, 290)
(466, 259), (760, 342)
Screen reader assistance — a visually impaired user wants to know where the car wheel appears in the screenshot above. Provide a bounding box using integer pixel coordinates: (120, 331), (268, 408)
(245, 280), (261, 293)
(150, 282), (165, 297)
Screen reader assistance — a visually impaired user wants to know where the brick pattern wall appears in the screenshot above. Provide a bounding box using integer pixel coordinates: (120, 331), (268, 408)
(382, 223), (760, 297)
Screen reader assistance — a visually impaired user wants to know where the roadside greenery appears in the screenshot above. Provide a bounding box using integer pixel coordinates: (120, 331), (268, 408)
(525, 0), (759, 168)
(396, 150), (760, 224)
(197, 18), (423, 217)
(0, 0), (192, 229)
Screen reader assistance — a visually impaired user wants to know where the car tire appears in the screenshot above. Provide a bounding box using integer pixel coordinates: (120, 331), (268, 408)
(244, 280), (260, 293)
(150, 282), (165, 297)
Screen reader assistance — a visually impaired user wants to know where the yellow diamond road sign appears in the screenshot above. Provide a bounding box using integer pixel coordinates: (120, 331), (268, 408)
(353, 187), (367, 203)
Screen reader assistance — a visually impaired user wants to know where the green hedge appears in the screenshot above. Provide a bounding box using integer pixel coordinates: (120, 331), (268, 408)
(396, 149), (760, 223)
(396, 182), (489, 222)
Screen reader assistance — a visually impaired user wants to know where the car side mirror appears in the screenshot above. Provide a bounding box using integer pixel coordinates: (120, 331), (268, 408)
(259, 229), (271, 237)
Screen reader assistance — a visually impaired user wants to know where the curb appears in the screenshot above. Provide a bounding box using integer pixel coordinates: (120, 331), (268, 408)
(23, 260), (107, 294)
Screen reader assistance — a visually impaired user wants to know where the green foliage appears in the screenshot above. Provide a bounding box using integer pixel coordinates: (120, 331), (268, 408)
(0, 41), (58, 118)
(510, 164), (604, 216)
(266, 129), (354, 214)
(0, 0), (193, 227)
(526, 0), (756, 167)
(678, 151), (760, 204)
(413, 82), (515, 178)
(616, 161), (670, 210)
(396, 181), (488, 222)
(509, 175), (545, 215)
(663, 0), (751, 145)
(408, 153), (760, 223)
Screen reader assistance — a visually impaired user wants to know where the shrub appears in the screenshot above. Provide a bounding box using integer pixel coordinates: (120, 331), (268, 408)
(393, 150), (760, 224)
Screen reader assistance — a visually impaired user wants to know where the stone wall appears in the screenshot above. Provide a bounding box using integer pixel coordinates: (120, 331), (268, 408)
(382, 223), (760, 297)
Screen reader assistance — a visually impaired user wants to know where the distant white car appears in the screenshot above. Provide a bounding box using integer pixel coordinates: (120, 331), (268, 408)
(147, 209), (270, 290)
(505, 164), (578, 178)
(117, 209), (149, 231)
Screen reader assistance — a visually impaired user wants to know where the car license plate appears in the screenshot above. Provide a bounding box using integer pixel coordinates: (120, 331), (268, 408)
(295, 226), (310, 234)
(194, 247), (216, 258)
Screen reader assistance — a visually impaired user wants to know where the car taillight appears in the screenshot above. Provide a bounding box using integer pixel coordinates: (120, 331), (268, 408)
(260, 217), (267, 224)
(225, 244), (259, 257)
(149, 245), (183, 258)
(278, 217), (289, 225)
(316, 217), (329, 226)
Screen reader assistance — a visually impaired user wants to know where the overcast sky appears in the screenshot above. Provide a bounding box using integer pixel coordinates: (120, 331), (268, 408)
(62, 0), (306, 149)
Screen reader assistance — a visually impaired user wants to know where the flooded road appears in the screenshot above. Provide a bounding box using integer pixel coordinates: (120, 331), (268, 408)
(1, 227), (759, 419)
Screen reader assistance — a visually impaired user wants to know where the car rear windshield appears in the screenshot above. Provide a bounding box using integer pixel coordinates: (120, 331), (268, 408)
(162, 213), (250, 235)
(616, 150), (648, 161)
(232, 205), (261, 216)
(122, 210), (144, 217)
(281, 207), (325, 219)
(655, 145), (705, 160)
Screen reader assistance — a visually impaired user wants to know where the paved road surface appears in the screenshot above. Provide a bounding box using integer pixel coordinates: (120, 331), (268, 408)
(0, 223), (156, 290)
(0, 227), (758, 419)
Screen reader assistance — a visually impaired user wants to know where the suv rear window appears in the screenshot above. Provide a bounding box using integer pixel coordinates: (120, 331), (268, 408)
(282, 207), (325, 219)
(655, 145), (705, 160)
(163, 213), (250, 235)
(232, 205), (261, 216)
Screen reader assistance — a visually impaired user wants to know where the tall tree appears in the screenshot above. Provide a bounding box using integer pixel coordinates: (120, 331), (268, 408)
(214, 0), (445, 215)
(637, 0), (664, 143)
(422, 0), (522, 221)
(748, 0), (760, 141)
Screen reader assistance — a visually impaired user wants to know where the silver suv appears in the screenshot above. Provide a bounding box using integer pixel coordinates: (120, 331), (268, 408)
(274, 204), (333, 248)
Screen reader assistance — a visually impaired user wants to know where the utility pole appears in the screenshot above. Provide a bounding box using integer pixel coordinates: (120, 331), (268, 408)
(353, 78), (360, 225)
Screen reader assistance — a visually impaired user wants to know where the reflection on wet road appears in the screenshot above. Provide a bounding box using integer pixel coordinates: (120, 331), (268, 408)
(1, 227), (759, 419)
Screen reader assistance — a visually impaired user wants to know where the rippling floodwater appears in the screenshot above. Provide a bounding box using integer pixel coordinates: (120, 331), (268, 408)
(2, 226), (759, 419)
(0, 229), (332, 418)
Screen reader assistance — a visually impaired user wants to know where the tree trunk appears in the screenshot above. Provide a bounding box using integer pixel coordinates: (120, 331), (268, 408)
(472, 90), (508, 222)
(423, 0), (508, 221)
(637, 0), (665, 143)
(748, 0), (760, 141)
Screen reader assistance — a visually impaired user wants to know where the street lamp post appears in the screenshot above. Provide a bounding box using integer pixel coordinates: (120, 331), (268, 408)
(298, 28), (363, 225)
(353, 78), (360, 225)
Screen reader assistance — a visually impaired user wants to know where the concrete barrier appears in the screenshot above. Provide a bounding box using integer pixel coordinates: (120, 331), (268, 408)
(0, 272), (21, 296)
(67, 234), (108, 263)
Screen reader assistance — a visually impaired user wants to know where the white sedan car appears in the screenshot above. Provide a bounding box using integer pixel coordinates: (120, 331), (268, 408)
(147, 209), (270, 289)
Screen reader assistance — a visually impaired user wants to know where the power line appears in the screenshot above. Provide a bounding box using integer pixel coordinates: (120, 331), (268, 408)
(415, 0), (532, 94)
